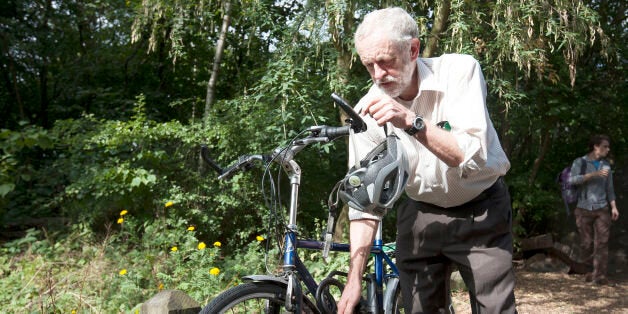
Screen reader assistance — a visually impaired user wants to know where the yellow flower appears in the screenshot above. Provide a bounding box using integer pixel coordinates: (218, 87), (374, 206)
(119, 269), (127, 275)
(71, 310), (76, 314)
(187, 226), (195, 231)
(120, 209), (128, 216)
(171, 246), (178, 252)
(165, 201), (174, 207)
(158, 282), (164, 290)
(117, 218), (124, 224)
(256, 235), (265, 242)
(213, 241), (221, 248)
(209, 267), (220, 276)
(198, 242), (206, 250)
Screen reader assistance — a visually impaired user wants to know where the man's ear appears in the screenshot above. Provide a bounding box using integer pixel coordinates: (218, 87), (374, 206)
(410, 38), (420, 60)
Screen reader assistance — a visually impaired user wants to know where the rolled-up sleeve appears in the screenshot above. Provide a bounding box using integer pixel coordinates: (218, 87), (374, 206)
(606, 168), (616, 203)
(444, 56), (490, 178)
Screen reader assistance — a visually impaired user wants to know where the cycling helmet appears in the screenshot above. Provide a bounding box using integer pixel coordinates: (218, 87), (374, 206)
(338, 134), (409, 216)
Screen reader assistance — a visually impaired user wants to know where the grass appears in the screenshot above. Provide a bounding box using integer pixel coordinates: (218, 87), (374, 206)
(0, 213), (350, 313)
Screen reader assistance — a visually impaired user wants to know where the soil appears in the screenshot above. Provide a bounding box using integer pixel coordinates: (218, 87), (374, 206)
(449, 212), (628, 314)
(451, 268), (628, 313)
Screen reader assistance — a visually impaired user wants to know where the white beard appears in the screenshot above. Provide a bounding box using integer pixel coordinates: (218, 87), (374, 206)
(375, 62), (415, 98)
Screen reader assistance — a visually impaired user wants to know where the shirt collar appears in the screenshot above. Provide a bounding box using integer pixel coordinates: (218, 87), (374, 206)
(416, 58), (444, 96)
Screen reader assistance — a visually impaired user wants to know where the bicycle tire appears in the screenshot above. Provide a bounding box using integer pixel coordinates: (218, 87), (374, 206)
(390, 285), (404, 314)
(201, 281), (319, 314)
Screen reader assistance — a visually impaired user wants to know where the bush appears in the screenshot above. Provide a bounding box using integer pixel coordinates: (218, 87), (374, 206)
(0, 212), (353, 312)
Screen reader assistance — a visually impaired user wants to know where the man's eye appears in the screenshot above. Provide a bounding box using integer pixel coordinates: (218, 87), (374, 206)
(380, 59), (394, 67)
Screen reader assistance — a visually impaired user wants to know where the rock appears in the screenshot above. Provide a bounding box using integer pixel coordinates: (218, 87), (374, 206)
(520, 234), (554, 251)
(525, 253), (570, 273)
(140, 290), (201, 314)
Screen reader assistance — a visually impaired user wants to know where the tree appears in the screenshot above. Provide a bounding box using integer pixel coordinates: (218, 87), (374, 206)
(0, 0), (624, 243)
(204, 1), (232, 120)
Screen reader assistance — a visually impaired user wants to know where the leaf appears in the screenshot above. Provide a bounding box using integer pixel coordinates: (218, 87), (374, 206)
(0, 183), (15, 197)
(131, 177), (142, 187)
(147, 174), (157, 183)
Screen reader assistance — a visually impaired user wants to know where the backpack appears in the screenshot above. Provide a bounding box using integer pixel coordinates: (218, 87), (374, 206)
(557, 157), (586, 215)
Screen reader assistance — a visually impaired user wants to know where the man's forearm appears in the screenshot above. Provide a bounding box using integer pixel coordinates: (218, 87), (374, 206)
(347, 219), (379, 285)
(414, 122), (464, 167)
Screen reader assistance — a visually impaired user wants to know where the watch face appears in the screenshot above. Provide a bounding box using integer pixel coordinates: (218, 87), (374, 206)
(405, 115), (424, 136)
(414, 117), (425, 131)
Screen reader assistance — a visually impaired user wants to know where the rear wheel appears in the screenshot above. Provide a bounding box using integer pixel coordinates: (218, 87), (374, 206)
(201, 282), (318, 314)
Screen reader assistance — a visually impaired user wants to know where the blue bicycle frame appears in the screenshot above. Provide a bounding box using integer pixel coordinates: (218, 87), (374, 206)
(293, 226), (400, 313)
(263, 140), (400, 313)
(203, 95), (402, 312)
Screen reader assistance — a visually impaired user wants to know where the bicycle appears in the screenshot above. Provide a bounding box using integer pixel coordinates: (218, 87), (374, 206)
(199, 94), (404, 314)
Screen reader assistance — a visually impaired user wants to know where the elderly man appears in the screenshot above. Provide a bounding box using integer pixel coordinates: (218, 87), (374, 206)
(337, 7), (516, 314)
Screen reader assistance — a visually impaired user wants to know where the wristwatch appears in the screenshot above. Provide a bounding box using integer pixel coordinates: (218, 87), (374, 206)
(404, 115), (425, 136)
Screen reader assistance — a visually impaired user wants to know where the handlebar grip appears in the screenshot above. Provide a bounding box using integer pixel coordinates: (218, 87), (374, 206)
(217, 164), (241, 180)
(217, 155), (267, 180)
(331, 93), (367, 133)
(200, 145), (225, 175)
(320, 126), (351, 139)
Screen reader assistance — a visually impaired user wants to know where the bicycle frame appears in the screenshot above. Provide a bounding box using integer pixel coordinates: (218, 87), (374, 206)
(202, 94), (401, 313)
(267, 138), (399, 313)
(292, 227), (400, 313)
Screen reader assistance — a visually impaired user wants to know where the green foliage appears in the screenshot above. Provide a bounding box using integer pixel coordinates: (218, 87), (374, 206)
(0, 0), (626, 309)
(0, 215), (354, 312)
(0, 124), (55, 222)
(507, 175), (565, 239)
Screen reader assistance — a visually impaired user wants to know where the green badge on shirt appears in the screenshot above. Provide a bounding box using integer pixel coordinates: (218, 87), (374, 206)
(437, 121), (451, 131)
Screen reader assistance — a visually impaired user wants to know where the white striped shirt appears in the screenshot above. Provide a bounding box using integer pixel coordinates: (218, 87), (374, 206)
(348, 54), (510, 220)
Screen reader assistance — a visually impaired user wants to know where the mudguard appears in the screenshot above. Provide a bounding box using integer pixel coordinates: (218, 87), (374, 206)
(243, 275), (288, 286)
(383, 276), (400, 314)
(243, 275), (317, 313)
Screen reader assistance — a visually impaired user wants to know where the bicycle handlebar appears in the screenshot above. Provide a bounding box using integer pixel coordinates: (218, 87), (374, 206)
(201, 94), (366, 180)
(201, 145), (271, 180)
(331, 93), (367, 133)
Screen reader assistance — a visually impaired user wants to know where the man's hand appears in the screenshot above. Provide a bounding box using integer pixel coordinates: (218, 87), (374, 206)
(611, 201), (619, 221)
(337, 281), (362, 314)
(361, 94), (414, 129)
(360, 93), (464, 166)
(585, 170), (609, 181)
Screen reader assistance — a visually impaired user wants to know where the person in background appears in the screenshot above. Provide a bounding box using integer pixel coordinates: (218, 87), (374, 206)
(337, 7), (516, 314)
(570, 134), (619, 286)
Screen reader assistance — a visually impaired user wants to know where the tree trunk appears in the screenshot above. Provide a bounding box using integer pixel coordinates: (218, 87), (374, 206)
(203, 1), (232, 122)
(528, 129), (551, 185)
(422, 0), (451, 58)
(39, 63), (49, 128)
(0, 33), (25, 122)
(327, 1), (356, 241)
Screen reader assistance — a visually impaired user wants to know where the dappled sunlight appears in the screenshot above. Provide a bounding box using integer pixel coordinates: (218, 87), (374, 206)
(452, 270), (627, 313)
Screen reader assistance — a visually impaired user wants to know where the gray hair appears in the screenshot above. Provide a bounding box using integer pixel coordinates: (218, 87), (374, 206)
(354, 7), (418, 47)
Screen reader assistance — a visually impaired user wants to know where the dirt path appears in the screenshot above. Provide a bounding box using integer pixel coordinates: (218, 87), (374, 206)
(451, 270), (628, 313)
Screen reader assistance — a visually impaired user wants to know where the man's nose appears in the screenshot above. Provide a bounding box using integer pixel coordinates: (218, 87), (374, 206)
(373, 63), (387, 80)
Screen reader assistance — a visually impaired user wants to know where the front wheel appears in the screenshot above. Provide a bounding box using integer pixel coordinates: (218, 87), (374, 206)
(391, 285), (405, 313)
(201, 281), (318, 314)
